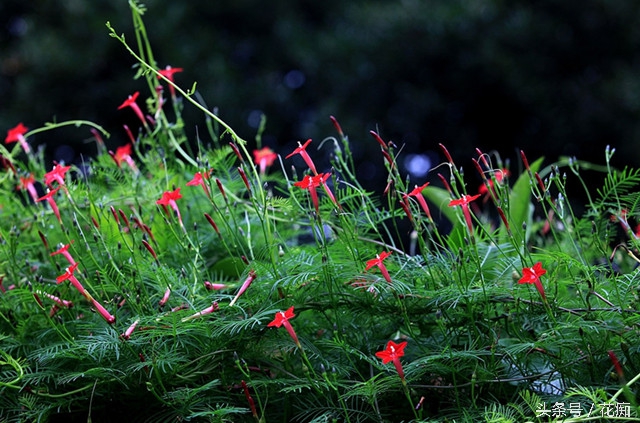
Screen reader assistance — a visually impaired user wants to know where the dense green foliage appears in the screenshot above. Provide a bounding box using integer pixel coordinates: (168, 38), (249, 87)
(2, 2), (640, 422)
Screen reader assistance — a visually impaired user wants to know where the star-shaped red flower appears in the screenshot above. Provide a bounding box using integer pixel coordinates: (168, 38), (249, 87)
(156, 187), (182, 205)
(253, 147), (278, 175)
(186, 170), (212, 198)
(375, 340), (407, 364)
(294, 173), (337, 213)
(44, 163), (71, 187)
(158, 65), (183, 98)
(118, 91), (148, 129)
(5, 123), (29, 148)
(375, 340), (408, 382)
(407, 182), (432, 220)
(267, 306), (295, 328)
(365, 251), (392, 283)
(518, 262), (547, 300)
(5, 123), (31, 153)
(267, 306), (300, 346)
(157, 188), (184, 227)
(114, 144), (139, 174)
(448, 193), (482, 235)
(286, 139), (317, 174)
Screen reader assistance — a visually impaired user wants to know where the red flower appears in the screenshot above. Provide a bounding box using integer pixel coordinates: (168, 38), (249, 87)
(518, 262), (547, 300)
(181, 301), (219, 322)
(111, 144), (139, 174)
(267, 306), (300, 347)
(156, 188), (184, 227)
(316, 173), (339, 209)
(159, 287), (171, 307)
(17, 174), (39, 203)
(156, 188), (182, 205)
(241, 380), (259, 419)
(204, 213), (221, 236)
(37, 187), (62, 222)
(407, 182), (432, 220)
(118, 92), (148, 129)
(478, 168), (510, 198)
(44, 163), (71, 188)
(204, 281), (227, 290)
(253, 147), (278, 175)
(229, 270), (257, 307)
(237, 167), (251, 192)
(186, 170), (211, 199)
(51, 242), (76, 266)
(375, 340), (408, 382)
(294, 173), (338, 213)
(608, 350), (625, 380)
(365, 251), (393, 283)
(294, 174), (321, 213)
(121, 319), (139, 340)
(5, 123), (30, 154)
(375, 340), (407, 364)
(286, 139), (317, 175)
(329, 115), (344, 138)
(90, 297), (116, 324)
(56, 263), (89, 298)
(448, 194), (481, 235)
(157, 65), (183, 99)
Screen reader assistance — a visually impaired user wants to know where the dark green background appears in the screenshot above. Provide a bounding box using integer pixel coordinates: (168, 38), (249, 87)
(2, 0), (639, 189)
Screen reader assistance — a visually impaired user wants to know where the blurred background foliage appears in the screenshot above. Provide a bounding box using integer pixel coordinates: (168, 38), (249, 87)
(2, 0), (640, 190)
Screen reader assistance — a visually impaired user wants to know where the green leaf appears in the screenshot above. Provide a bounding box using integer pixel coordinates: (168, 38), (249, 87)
(502, 157), (544, 243)
(210, 257), (246, 279)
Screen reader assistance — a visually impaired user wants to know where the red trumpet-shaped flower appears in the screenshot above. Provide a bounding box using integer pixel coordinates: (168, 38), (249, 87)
(286, 139), (317, 175)
(478, 168), (510, 199)
(118, 92), (148, 129)
(56, 263), (89, 299)
(608, 350), (625, 381)
(186, 170), (211, 199)
(407, 182), (432, 220)
(267, 306), (300, 347)
(253, 147), (278, 176)
(44, 163), (71, 188)
(158, 287), (171, 307)
(204, 213), (221, 237)
(90, 297), (116, 324)
(448, 194), (481, 235)
(241, 380), (259, 419)
(181, 301), (219, 322)
(204, 281), (227, 291)
(37, 187), (62, 222)
(17, 174), (39, 204)
(111, 144), (139, 174)
(51, 242), (76, 266)
(329, 115), (344, 138)
(294, 173), (338, 213)
(518, 262), (547, 300)
(237, 167), (251, 192)
(5, 123), (30, 154)
(121, 319), (139, 340)
(375, 340), (408, 383)
(157, 65), (183, 99)
(156, 188), (184, 227)
(294, 174), (321, 213)
(365, 251), (393, 283)
(229, 270), (257, 307)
